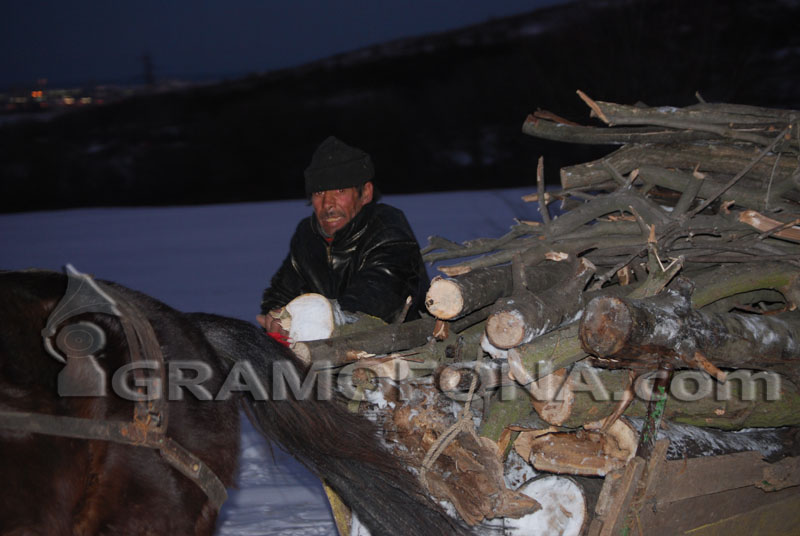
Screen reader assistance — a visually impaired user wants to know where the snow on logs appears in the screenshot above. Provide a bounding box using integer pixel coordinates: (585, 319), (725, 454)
(579, 277), (800, 380)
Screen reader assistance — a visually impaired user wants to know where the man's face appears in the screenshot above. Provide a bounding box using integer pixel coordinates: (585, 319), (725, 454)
(311, 182), (373, 237)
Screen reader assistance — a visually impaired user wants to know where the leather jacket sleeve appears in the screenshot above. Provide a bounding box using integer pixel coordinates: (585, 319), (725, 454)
(260, 253), (305, 314)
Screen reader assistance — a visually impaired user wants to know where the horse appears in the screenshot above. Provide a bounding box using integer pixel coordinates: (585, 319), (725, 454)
(0, 269), (469, 535)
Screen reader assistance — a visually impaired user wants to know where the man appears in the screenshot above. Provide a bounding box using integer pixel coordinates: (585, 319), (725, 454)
(257, 136), (429, 335)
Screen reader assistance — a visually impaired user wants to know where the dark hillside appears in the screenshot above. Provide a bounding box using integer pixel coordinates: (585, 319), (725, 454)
(1, 0), (798, 212)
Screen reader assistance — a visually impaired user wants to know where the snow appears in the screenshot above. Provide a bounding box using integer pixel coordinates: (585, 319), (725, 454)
(0, 187), (537, 535)
(503, 450), (538, 491)
(626, 417), (788, 460)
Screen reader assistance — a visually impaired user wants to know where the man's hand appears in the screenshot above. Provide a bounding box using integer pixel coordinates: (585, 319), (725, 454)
(256, 309), (289, 336)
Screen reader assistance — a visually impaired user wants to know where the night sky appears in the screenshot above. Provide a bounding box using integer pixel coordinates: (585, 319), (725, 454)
(2, 0), (566, 90)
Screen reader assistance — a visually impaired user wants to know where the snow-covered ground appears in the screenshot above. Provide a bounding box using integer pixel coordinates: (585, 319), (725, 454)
(0, 188), (539, 535)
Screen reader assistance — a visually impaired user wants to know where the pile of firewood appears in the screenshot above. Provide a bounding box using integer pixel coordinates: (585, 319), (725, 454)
(294, 94), (800, 535)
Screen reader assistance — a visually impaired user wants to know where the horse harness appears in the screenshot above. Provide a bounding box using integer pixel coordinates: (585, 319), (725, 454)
(0, 274), (228, 512)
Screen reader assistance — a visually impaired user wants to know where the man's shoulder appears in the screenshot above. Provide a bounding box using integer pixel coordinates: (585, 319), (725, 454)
(368, 203), (413, 230)
(361, 203), (419, 246)
(289, 214), (317, 244)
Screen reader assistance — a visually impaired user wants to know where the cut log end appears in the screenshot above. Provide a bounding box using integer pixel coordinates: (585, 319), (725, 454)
(425, 278), (465, 320)
(522, 419), (637, 477)
(504, 475), (587, 536)
(439, 367), (462, 392)
(487, 309), (527, 349)
(284, 293), (335, 342)
(579, 296), (631, 357)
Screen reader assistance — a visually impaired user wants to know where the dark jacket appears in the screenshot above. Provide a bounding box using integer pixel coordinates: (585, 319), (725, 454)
(261, 202), (429, 323)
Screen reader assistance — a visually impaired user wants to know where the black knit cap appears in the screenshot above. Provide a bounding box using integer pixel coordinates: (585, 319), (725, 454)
(304, 136), (374, 196)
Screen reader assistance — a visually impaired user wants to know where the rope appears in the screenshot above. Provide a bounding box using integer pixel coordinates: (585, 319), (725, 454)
(419, 372), (480, 490)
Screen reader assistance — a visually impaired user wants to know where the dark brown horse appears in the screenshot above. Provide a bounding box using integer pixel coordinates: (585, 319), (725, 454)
(0, 269), (468, 535)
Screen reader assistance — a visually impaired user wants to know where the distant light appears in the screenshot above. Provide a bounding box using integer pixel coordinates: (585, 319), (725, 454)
(31, 90), (44, 99)
(80, 97), (92, 104)
(63, 96), (75, 105)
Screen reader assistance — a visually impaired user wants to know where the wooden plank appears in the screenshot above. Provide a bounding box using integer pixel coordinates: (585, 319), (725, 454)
(599, 457), (645, 536)
(656, 451), (765, 504)
(636, 485), (800, 536)
(683, 491), (800, 535)
(587, 469), (625, 536)
(757, 455), (800, 492)
(593, 467), (624, 519)
(637, 439), (670, 500)
(586, 518), (604, 536)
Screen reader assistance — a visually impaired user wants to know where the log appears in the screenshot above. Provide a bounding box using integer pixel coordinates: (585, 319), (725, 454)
(486, 257), (595, 349)
(293, 309), (487, 366)
(637, 166), (796, 213)
(521, 113), (716, 145)
(422, 223), (540, 264)
(577, 92), (793, 147)
(688, 261), (800, 311)
(560, 143), (797, 190)
(482, 261), (800, 433)
(579, 278), (800, 378)
(486, 357), (800, 431)
(425, 260), (567, 320)
(558, 366), (800, 430)
(438, 232), (648, 276)
(543, 191), (671, 239)
(579, 92), (800, 126)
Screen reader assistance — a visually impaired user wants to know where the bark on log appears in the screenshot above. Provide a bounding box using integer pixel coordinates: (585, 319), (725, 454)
(560, 143), (797, 190)
(486, 258), (595, 349)
(521, 114), (715, 145)
(580, 92), (800, 126)
(577, 93), (795, 147)
(422, 223), (540, 264)
(440, 232), (649, 275)
(488, 364), (800, 431)
(293, 310), (487, 366)
(543, 191), (670, 238)
(637, 166), (796, 213)
(689, 261), (800, 311)
(579, 278), (800, 380)
(425, 260), (567, 320)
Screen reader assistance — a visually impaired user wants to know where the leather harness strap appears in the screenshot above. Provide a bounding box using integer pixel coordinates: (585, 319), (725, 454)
(0, 410), (229, 511)
(0, 282), (228, 512)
